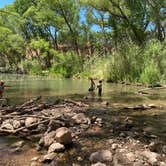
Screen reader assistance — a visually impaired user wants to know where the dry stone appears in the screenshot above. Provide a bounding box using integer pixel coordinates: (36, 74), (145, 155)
(43, 131), (56, 147)
(48, 142), (65, 153)
(89, 150), (113, 163)
(25, 117), (38, 128)
(13, 120), (21, 129)
(55, 127), (72, 145)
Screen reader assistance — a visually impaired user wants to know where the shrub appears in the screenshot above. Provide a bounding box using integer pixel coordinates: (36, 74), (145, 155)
(140, 64), (161, 85)
(50, 52), (82, 78)
(18, 59), (42, 75)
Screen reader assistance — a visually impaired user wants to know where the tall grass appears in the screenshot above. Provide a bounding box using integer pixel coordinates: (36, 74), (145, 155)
(82, 39), (166, 85)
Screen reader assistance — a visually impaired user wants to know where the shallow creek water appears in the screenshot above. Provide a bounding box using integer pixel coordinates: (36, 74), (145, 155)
(0, 74), (166, 165)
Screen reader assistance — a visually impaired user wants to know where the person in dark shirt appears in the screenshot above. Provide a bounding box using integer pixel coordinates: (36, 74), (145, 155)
(88, 78), (95, 92)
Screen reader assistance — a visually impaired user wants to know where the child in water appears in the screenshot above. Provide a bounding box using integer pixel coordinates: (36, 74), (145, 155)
(0, 81), (5, 98)
(97, 80), (102, 96)
(88, 78), (95, 92)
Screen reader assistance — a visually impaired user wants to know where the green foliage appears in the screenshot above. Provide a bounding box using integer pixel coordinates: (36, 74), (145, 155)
(18, 59), (43, 75)
(50, 52), (82, 78)
(140, 64), (160, 85)
(84, 40), (166, 84)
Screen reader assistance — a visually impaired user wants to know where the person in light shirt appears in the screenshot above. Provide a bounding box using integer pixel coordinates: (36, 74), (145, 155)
(97, 80), (102, 97)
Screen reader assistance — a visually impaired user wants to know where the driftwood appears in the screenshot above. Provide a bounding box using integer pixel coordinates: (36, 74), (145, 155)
(64, 99), (88, 107)
(0, 115), (50, 119)
(16, 96), (42, 110)
(0, 97), (89, 137)
(137, 85), (166, 94)
(123, 104), (164, 110)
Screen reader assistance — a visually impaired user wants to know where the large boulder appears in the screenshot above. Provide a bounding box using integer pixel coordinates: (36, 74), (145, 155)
(89, 150), (113, 163)
(48, 142), (65, 153)
(55, 127), (72, 145)
(25, 117), (38, 128)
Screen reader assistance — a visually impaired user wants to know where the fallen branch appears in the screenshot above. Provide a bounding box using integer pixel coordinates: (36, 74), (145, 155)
(137, 85), (166, 94)
(17, 96), (42, 110)
(64, 99), (88, 107)
(0, 115), (50, 119)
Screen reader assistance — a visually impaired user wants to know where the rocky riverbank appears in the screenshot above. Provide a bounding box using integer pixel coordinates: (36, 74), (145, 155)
(0, 97), (166, 166)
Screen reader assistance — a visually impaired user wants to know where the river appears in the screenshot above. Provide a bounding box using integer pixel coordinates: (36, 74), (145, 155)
(0, 74), (166, 165)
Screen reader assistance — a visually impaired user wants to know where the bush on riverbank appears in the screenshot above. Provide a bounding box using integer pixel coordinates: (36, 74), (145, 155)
(16, 51), (83, 77)
(81, 39), (166, 85)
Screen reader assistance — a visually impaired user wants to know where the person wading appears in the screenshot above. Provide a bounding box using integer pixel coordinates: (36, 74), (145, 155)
(97, 80), (102, 97)
(88, 78), (95, 92)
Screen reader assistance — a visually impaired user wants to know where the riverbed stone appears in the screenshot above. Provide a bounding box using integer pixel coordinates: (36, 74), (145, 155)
(72, 113), (89, 124)
(159, 162), (166, 166)
(11, 141), (24, 148)
(89, 150), (113, 163)
(0, 98), (7, 106)
(1, 120), (14, 130)
(126, 152), (136, 162)
(48, 142), (65, 153)
(141, 150), (159, 165)
(133, 161), (144, 166)
(31, 157), (39, 162)
(91, 162), (106, 166)
(162, 145), (166, 154)
(55, 127), (72, 145)
(25, 117), (38, 128)
(111, 143), (119, 150)
(43, 131), (56, 147)
(13, 120), (21, 129)
(42, 153), (56, 163)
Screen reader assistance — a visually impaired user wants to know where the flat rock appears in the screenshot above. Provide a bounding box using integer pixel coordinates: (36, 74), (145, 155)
(133, 161), (144, 166)
(43, 131), (56, 147)
(11, 141), (24, 148)
(42, 153), (56, 163)
(141, 150), (159, 165)
(72, 113), (89, 124)
(91, 162), (106, 166)
(1, 120), (14, 130)
(89, 150), (113, 163)
(48, 142), (65, 153)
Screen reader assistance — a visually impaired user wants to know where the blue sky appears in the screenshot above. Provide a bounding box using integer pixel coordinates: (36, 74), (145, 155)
(0, 0), (14, 8)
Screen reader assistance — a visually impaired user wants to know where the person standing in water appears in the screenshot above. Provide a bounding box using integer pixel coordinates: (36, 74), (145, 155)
(88, 78), (95, 92)
(97, 80), (102, 97)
